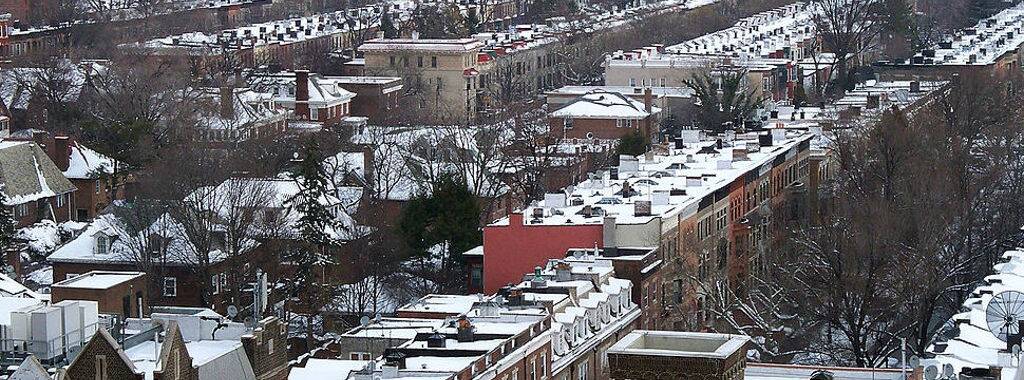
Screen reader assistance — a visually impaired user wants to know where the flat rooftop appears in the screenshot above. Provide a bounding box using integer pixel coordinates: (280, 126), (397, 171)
(52, 271), (145, 290)
(608, 330), (749, 359)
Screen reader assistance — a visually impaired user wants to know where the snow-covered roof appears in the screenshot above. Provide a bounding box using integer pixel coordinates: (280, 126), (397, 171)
(7, 356), (50, 380)
(897, 3), (1024, 66)
(288, 359), (368, 380)
(924, 249), (1024, 380)
(0, 273), (45, 299)
(550, 91), (661, 119)
(51, 271), (144, 290)
(490, 130), (813, 227)
(360, 38), (485, 53)
(65, 141), (120, 179)
(546, 85), (694, 99)
(137, 2), (417, 53)
(397, 294), (481, 316)
(666, 2), (815, 59)
(197, 87), (289, 131)
(125, 339), (255, 380)
(0, 140), (76, 205)
(47, 213), (228, 265)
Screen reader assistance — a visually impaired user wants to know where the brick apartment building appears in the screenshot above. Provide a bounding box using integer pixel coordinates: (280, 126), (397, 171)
(0, 140), (76, 227)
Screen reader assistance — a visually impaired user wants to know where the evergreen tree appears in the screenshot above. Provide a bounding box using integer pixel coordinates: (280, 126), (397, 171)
(398, 176), (481, 291)
(617, 131), (648, 156)
(0, 188), (16, 251)
(286, 139), (340, 347)
(465, 9), (480, 35)
(381, 12), (398, 38)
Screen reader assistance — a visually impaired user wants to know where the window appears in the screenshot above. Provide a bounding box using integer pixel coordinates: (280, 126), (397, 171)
(660, 78), (666, 87)
(530, 358), (537, 380)
(310, 108), (319, 120)
(267, 338), (274, 354)
(576, 359), (588, 380)
(350, 352), (371, 360)
(211, 274), (219, 294)
(431, 56), (437, 67)
(95, 236), (110, 255)
(629, 78), (636, 87)
(14, 203), (28, 218)
(470, 267), (482, 289)
(56, 193), (65, 208)
(417, 56), (423, 67)
(541, 353), (547, 378)
(513, 369), (520, 380)
(95, 355), (107, 380)
(163, 277), (177, 297)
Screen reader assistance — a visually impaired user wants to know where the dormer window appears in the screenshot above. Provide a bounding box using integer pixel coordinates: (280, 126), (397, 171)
(95, 235), (110, 255)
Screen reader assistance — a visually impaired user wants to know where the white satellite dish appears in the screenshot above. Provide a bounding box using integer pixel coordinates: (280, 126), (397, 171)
(1013, 344), (1021, 356)
(942, 363), (955, 378)
(985, 290), (1024, 342)
(227, 305), (239, 319)
(360, 316), (371, 327)
(924, 365), (938, 380)
(909, 356), (920, 368)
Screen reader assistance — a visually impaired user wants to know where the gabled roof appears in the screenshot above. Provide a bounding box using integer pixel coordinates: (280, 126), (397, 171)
(8, 356), (49, 380)
(0, 141), (76, 205)
(65, 141), (120, 180)
(549, 91), (660, 119)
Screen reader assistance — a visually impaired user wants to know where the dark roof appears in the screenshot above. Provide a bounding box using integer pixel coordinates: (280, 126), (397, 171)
(0, 141), (76, 205)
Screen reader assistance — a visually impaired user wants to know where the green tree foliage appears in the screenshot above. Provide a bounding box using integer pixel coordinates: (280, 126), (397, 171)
(398, 176), (481, 289)
(413, 4), (468, 38)
(683, 69), (763, 133)
(0, 189), (15, 251)
(617, 131), (647, 157)
(464, 9), (481, 35)
(289, 140), (340, 264)
(381, 12), (399, 38)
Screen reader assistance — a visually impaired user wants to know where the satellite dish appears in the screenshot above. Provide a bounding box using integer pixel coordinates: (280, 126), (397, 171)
(909, 356), (920, 368)
(374, 313), (382, 323)
(924, 365), (938, 380)
(942, 363), (955, 378)
(1013, 344), (1021, 356)
(985, 290), (1024, 342)
(227, 305), (239, 319)
(360, 316), (371, 327)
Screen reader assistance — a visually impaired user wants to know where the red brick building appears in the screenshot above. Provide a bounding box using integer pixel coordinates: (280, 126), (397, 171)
(50, 270), (147, 318)
(548, 89), (660, 142)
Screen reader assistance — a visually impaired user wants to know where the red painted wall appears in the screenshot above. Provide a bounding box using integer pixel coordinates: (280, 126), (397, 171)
(482, 213), (603, 294)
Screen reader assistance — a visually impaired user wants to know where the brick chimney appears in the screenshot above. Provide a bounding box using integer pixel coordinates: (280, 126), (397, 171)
(53, 136), (70, 172)
(219, 87), (234, 120)
(295, 70), (310, 120)
(643, 87), (653, 114)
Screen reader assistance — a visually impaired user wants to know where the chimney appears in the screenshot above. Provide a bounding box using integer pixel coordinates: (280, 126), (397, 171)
(555, 262), (571, 281)
(643, 87), (653, 114)
(426, 332), (446, 348)
(456, 317), (474, 342)
(910, 80), (921, 93)
(602, 216), (616, 250)
(219, 87), (234, 120)
(53, 136), (70, 172)
(509, 212), (524, 226)
(295, 70), (311, 120)
(634, 200), (652, 216)
(544, 193), (567, 208)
